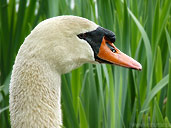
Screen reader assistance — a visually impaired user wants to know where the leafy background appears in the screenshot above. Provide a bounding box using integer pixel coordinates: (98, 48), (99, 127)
(0, 0), (171, 128)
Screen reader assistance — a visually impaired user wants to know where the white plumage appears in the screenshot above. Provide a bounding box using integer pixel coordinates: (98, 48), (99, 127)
(10, 16), (98, 128)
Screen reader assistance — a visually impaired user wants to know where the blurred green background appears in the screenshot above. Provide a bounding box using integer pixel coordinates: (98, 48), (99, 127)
(0, 0), (171, 127)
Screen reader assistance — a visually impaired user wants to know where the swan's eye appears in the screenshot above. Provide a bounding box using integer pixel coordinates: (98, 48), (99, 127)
(106, 42), (116, 53)
(77, 33), (86, 39)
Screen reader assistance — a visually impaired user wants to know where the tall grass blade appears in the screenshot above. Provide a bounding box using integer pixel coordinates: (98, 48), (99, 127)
(71, 68), (82, 116)
(166, 59), (171, 122)
(137, 75), (169, 124)
(88, 65), (98, 128)
(61, 75), (79, 128)
(151, 0), (159, 51)
(154, 99), (164, 125)
(157, 0), (171, 46)
(165, 28), (171, 57)
(0, 0), (9, 82)
(129, 98), (137, 127)
(155, 46), (163, 83)
(127, 7), (153, 95)
(78, 97), (89, 128)
(0, 106), (9, 114)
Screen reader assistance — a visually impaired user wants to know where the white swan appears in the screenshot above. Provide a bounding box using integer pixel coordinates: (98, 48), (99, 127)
(9, 15), (142, 128)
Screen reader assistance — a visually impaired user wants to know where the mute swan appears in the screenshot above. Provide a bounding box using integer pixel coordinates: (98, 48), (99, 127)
(9, 15), (142, 128)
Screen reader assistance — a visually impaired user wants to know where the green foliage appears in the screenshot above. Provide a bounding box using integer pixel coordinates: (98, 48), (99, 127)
(0, 0), (171, 128)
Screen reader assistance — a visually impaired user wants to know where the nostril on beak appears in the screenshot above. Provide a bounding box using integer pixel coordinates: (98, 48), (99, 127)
(106, 42), (116, 53)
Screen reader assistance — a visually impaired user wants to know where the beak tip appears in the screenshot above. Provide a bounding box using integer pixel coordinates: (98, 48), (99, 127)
(131, 59), (142, 71)
(136, 63), (142, 71)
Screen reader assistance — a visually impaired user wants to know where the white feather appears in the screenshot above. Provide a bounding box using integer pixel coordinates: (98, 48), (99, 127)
(9, 16), (98, 128)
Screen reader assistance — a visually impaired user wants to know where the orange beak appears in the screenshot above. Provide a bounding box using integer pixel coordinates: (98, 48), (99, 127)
(97, 37), (142, 70)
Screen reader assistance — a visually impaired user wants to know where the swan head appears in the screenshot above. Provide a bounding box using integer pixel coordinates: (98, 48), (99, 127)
(23, 15), (142, 74)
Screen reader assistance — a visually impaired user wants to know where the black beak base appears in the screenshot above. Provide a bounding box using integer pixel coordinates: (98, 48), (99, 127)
(77, 26), (116, 63)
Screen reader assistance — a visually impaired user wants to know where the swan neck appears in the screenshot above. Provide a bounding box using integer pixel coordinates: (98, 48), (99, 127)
(10, 59), (62, 127)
